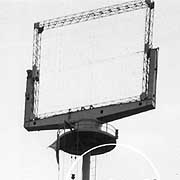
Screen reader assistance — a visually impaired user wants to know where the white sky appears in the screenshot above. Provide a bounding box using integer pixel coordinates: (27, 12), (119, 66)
(0, 0), (180, 180)
(38, 6), (145, 115)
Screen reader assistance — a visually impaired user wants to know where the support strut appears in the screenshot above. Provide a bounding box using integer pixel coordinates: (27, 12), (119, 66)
(82, 153), (91, 180)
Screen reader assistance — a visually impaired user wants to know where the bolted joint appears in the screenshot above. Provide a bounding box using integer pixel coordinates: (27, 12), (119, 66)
(145, 0), (155, 9)
(25, 92), (30, 101)
(144, 43), (151, 58)
(34, 22), (39, 29)
(26, 69), (32, 79)
(140, 92), (147, 101)
(71, 174), (75, 180)
(34, 22), (44, 34)
(32, 65), (40, 81)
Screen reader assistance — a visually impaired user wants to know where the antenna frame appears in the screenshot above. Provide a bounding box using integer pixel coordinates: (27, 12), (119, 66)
(24, 0), (158, 131)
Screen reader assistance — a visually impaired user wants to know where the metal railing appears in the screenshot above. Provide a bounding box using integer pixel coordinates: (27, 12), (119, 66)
(60, 119), (118, 138)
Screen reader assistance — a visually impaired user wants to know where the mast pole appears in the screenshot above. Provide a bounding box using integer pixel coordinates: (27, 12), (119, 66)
(82, 153), (91, 180)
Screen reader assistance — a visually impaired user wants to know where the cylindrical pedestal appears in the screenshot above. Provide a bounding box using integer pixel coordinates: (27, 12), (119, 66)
(55, 119), (117, 155)
(82, 153), (91, 180)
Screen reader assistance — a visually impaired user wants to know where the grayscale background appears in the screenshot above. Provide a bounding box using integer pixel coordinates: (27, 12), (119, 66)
(0, 0), (180, 180)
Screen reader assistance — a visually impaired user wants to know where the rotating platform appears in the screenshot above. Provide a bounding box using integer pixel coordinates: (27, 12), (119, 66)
(50, 119), (118, 155)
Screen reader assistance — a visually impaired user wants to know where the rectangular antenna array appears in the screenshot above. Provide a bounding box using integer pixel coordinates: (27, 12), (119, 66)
(24, 0), (157, 131)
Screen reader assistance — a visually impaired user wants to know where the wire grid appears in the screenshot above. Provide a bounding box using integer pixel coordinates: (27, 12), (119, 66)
(31, 0), (154, 119)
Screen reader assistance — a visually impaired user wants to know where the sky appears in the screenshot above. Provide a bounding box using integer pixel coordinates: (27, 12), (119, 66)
(0, 0), (180, 180)
(38, 4), (145, 116)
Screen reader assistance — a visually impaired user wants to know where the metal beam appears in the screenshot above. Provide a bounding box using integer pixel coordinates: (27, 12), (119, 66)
(24, 70), (34, 122)
(148, 48), (159, 99)
(24, 98), (155, 131)
(37, 0), (148, 30)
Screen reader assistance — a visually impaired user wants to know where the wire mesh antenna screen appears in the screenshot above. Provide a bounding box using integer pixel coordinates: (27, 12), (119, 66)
(36, 4), (147, 118)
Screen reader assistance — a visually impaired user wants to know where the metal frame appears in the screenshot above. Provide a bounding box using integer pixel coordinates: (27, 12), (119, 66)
(24, 0), (158, 131)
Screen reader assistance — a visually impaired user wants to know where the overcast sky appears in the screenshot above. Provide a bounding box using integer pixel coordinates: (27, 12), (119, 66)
(0, 0), (180, 180)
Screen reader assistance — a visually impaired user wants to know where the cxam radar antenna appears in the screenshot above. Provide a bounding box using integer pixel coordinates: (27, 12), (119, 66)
(24, 0), (158, 180)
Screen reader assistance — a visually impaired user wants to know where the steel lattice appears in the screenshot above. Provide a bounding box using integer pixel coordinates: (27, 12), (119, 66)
(31, 0), (154, 119)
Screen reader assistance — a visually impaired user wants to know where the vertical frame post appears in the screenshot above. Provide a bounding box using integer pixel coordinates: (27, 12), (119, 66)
(148, 48), (158, 101)
(24, 70), (35, 123)
(32, 23), (44, 118)
(142, 0), (155, 95)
